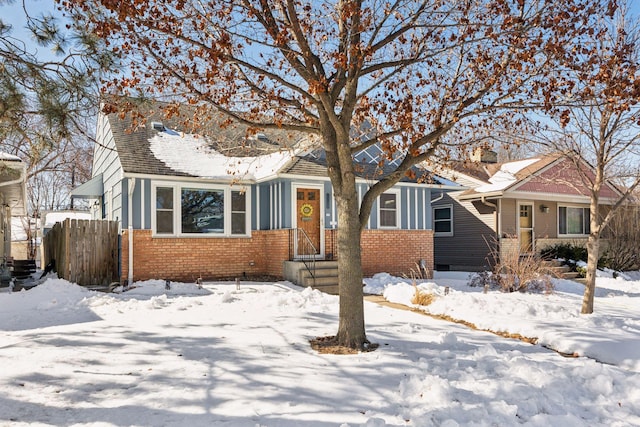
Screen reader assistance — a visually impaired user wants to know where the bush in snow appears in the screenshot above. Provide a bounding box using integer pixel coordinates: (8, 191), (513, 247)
(411, 282), (436, 306)
(470, 238), (555, 293)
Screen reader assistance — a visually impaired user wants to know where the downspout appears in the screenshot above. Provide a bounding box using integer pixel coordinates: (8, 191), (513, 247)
(431, 191), (444, 203)
(127, 178), (136, 286)
(480, 196), (499, 235)
(481, 196), (500, 262)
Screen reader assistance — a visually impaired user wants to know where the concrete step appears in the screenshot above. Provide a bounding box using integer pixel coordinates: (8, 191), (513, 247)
(303, 275), (339, 287)
(550, 265), (571, 275)
(309, 283), (340, 295)
(301, 261), (339, 294)
(561, 272), (581, 280)
(301, 267), (339, 279)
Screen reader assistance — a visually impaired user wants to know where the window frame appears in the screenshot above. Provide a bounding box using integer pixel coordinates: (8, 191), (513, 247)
(557, 205), (590, 237)
(432, 204), (454, 237)
(151, 182), (251, 238)
(378, 190), (400, 229)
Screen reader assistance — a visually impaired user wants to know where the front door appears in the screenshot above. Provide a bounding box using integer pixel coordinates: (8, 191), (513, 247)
(518, 203), (534, 253)
(296, 188), (321, 257)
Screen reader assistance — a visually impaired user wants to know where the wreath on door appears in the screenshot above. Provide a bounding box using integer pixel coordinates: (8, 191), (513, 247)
(300, 203), (314, 217)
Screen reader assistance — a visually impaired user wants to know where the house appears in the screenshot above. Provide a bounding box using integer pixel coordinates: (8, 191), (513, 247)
(432, 150), (621, 271)
(71, 104), (459, 288)
(0, 152), (27, 282)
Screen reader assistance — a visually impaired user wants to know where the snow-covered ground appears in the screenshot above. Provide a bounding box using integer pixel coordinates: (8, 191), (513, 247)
(1, 272), (639, 426)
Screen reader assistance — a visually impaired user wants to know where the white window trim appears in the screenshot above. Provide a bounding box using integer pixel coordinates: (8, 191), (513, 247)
(291, 183), (325, 259)
(557, 204), (590, 237)
(151, 182), (251, 238)
(433, 204), (454, 237)
(378, 189), (400, 229)
(517, 201), (535, 253)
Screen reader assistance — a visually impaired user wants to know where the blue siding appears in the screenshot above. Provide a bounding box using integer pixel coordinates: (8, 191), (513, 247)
(143, 179), (151, 230)
(131, 178), (142, 229)
(323, 181), (334, 228)
(258, 184), (270, 230)
(112, 174), (434, 233)
(120, 180), (128, 227)
(251, 184), (257, 230)
(281, 180), (292, 228)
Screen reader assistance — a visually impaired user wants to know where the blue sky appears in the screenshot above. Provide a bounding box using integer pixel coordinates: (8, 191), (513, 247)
(4, 0), (640, 54)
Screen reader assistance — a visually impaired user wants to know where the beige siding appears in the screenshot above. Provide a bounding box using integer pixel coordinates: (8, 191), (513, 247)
(500, 198), (517, 236)
(501, 197), (605, 253)
(534, 201), (557, 239)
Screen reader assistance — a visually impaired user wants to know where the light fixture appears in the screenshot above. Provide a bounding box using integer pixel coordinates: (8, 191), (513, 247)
(540, 205), (550, 213)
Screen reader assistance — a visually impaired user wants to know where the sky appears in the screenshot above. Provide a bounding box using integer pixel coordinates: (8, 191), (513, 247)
(1, 269), (639, 426)
(4, 0), (640, 56)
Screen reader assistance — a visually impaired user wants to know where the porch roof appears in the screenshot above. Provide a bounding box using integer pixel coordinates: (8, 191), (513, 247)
(71, 173), (104, 198)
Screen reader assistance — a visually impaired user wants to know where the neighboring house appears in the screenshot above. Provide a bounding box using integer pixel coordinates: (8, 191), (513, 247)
(72, 105), (459, 285)
(10, 216), (36, 262)
(432, 150), (621, 271)
(0, 152), (27, 282)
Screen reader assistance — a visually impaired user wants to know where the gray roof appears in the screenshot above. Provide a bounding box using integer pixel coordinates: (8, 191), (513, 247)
(106, 103), (304, 178)
(106, 102), (452, 186)
(281, 150), (448, 184)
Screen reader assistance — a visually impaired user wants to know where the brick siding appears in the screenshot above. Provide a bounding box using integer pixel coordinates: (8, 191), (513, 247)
(121, 228), (434, 283)
(361, 229), (434, 277)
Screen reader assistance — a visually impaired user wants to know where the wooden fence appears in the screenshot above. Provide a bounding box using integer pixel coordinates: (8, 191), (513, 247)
(43, 219), (119, 287)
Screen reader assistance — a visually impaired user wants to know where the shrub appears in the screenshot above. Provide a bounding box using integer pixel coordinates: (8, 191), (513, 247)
(403, 262), (431, 282)
(469, 237), (554, 293)
(412, 285), (436, 306)
(540, 242), (608, 272)
(601, 207), (640, 271)
(540, 242), (587, 263)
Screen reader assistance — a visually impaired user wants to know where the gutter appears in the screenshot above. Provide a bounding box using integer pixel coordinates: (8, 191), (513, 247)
(127, 178), (136, 286)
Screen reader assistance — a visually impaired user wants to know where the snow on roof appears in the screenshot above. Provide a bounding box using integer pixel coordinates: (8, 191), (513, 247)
(474, 158), (540, 193)
(44, 211), (92, 229)
(149, 132), (295, 181)
(0, 152), (22, 162)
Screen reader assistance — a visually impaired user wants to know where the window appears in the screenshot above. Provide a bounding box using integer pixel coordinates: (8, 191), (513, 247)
(379, 192), (398, 228)
(153, 184), (249, 237)
(181, 188), (224, 234)
(433, 205), (453, 236)
(231, 191), (247, 235)
(558, 206), (590, 235)
(156, 187), (174, 234)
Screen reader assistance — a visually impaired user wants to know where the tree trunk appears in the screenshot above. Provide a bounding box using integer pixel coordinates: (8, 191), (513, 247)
(581, 232), (599, 314)
(334, 188), (368, 349)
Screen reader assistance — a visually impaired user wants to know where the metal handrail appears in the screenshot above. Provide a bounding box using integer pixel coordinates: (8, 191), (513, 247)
(293, 228), (317, 286)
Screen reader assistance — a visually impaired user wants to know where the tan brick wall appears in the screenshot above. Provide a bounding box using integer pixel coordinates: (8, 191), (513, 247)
(122, 228), (434, 283)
